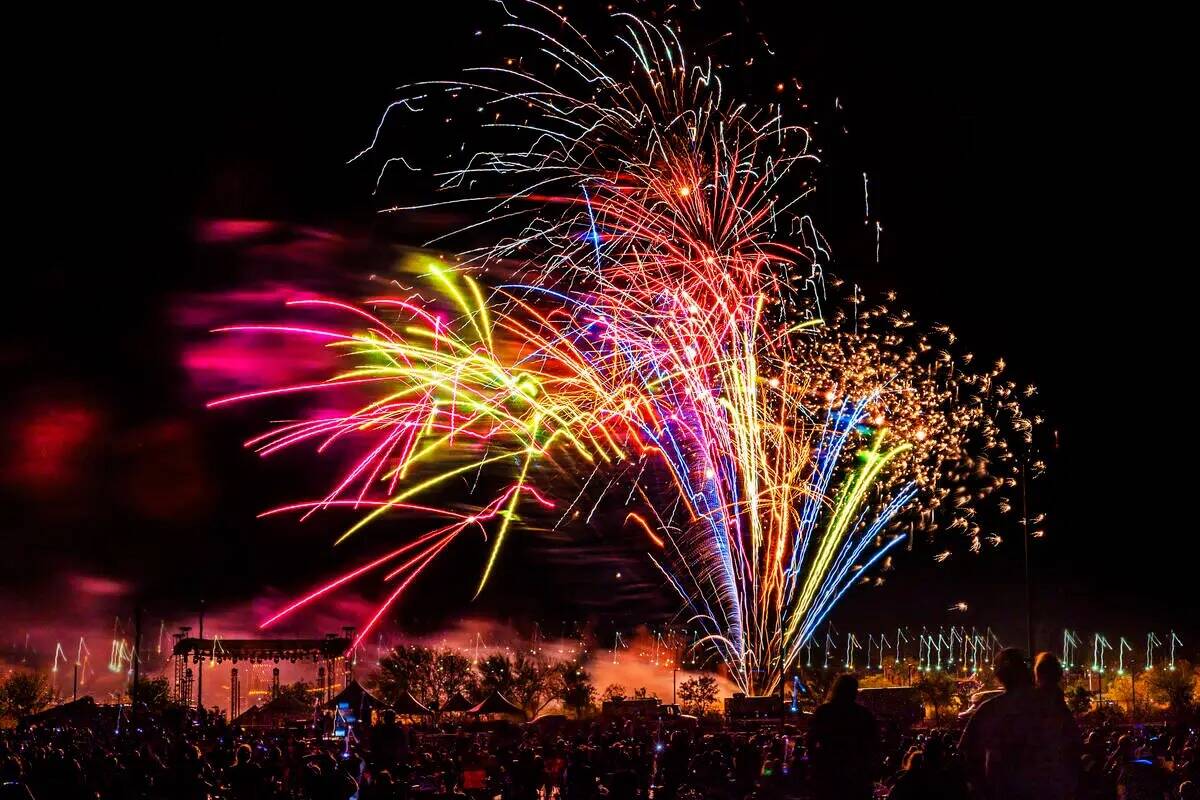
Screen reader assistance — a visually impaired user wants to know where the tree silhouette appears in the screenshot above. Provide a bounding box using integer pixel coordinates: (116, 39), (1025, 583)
(913, 671), (957, 721)
(600, 684), (627, 702)
(1065, 684), (1093, 715)
(278, 680), (315, 705)
(371, 645), (474, 711)
(558, 663), (595, 718)
(1146, 661), (1197, 719)
(677, 674), (719, 715)
(508, 655), (563, 719)
(0, 671), (55, 719)
(129, 677), (172, 709)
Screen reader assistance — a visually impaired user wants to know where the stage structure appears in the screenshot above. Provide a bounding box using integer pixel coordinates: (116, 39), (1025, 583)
(172, 629), (355, 719)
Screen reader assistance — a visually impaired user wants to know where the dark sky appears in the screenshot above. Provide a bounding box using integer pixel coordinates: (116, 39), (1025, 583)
(6, 5), (1194, 652)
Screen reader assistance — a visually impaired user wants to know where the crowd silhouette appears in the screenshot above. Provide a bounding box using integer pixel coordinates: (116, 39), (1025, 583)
(1, 649), (1196, 799)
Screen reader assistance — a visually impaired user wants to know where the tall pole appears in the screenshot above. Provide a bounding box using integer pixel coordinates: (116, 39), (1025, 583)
(73, 663), (78, 702)
(132, 602), (142, 707)
(672, 641), (678, 706)
(1022, 460), (1034, 656)
(197, 600), (205, 715)
(1130, 669), (1136, 722)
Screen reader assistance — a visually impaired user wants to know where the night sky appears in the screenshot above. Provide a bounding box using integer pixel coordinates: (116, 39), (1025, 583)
(5, 5), (1193, 653)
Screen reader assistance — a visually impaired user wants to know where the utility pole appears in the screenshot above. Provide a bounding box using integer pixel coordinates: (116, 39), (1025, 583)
(131, 602), (143, 708)
(197, 600), (205, 716)
(1130, 669), (1137, 722)
(672, 638), (678, 705)
(1022, 460), (1034, 655)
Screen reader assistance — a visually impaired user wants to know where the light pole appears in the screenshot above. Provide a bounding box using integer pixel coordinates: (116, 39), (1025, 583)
(131, 602), (142, 708)
(1130, 668), (1138, 722)
(196, 600), (205, 716)
(672, 631), (679, 705)
(1022, 459), (1034, 656)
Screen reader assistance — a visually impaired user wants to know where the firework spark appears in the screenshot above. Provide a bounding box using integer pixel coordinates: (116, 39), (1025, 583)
(211, 4), (1036, 692)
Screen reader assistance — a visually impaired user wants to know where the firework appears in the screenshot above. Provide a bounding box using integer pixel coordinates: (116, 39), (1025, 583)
(212, 4), (1035, 692)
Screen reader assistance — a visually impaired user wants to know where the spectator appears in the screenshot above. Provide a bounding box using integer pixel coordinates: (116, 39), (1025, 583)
(1033, 651), (1083, 799)
(960, 647), (1082, 800)
(807, 673), (881, 800)
(2, 684), (1194, 800)
(887, 736), (969, 800)
(224, 743), (265, 799)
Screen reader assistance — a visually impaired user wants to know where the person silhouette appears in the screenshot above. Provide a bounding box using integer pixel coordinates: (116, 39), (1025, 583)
(806, 674), (881, 800)
(1033, 651), (1082, 799)
(959, 647), (1082, 800)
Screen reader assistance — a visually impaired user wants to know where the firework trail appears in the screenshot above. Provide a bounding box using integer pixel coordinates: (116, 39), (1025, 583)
(211, 3), (1036, 692)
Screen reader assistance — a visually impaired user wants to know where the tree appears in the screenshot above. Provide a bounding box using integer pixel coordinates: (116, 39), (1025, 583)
(558, 663), (596, 718)
(1104, 673), (1154, 721)
(677, 674), (719, 715)
(477, 653), (516, 698)
(278, 680), (315, 705)
(913, 671), (958, 722)
(0, 671), (55, 719)
(1065, 684), (1094, 715)
(430, 650), (474, 710)
(372, 645), (435, 707)
(858, 672), (895, 689)
(1146, 661), (1197, 719)
(129, 677), (171, 709)
(370, 645), (476, 712)
(600, 684), (627, 702)
(509, 655), (563, 719)
(800, 668), (836, 701)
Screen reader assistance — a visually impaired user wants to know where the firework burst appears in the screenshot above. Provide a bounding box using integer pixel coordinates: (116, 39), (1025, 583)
(211, 3), (1038, 692)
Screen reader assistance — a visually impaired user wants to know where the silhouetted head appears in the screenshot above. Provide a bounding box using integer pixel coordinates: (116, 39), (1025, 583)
(828, 673), (859, 704)
(1, 756), (24, 781)
(1034, 651), (1064, 690)
(235, 744), (252, 765)
(993, 648), (1032, 689)
(924, 736), (946, 766)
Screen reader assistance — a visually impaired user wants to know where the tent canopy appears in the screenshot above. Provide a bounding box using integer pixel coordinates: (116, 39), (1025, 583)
(325, 679), (392, 714)
(19, 696), (98, 729)
(236, 693), (313, 728)
(441, 692), (474, 712)
(391, 691), (432, 715)
(468, 691), (524, 716)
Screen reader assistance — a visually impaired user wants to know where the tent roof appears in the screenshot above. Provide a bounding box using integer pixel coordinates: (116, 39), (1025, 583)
(19, 696), (98, 727)
(326, 679), (392, 713)
(235, 693), (313, 727)
(391, 691), (433, 715)
(442, 692), (474, 712)
(468, 691), (524, 716)
(260, 694), (314, 716)
(233, 704), (264, 725)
